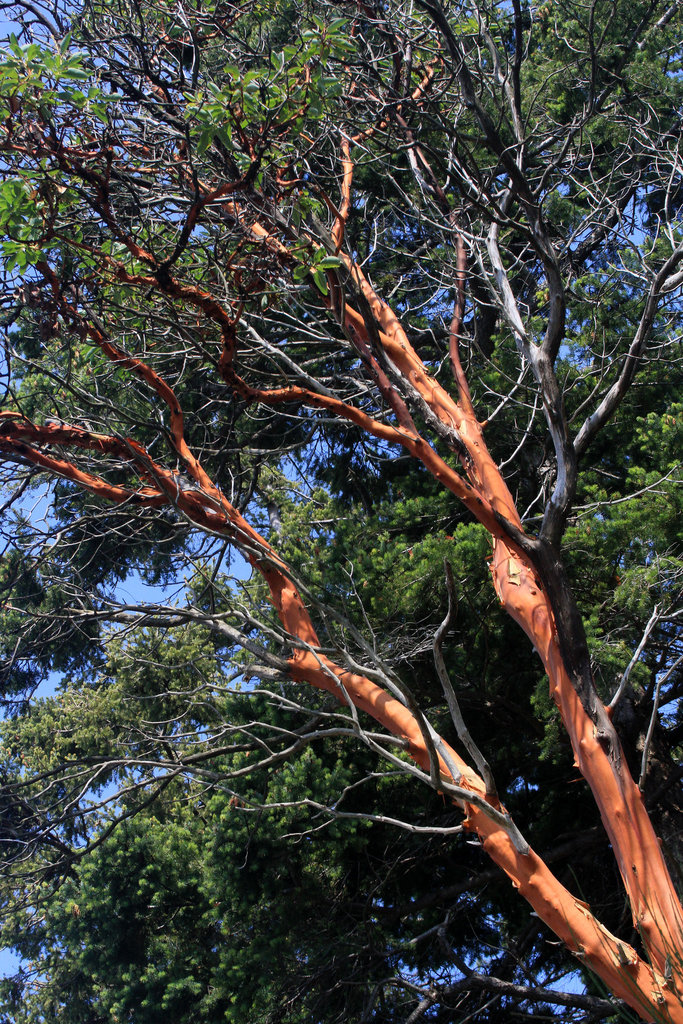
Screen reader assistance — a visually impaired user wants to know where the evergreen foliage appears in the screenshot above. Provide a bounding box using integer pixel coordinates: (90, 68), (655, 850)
(0, 0), (680, 1020)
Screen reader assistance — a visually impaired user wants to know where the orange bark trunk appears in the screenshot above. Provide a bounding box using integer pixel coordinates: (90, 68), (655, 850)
(346, 263), (683, 980)
(6, 221), (680, 1021)
(255, 538), (683, 1022)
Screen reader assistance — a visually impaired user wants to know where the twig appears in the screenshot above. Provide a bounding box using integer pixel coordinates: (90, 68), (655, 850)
(433, 559), (498, 799)
(640, 653), (683, 788)
(609, 605), (660, 710)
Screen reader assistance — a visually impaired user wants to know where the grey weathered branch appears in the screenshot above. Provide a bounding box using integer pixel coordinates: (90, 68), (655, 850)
(574, 243), (683, 458)
(433, 560), (498, 799)
(640, 653), (683, 788)
(609, 605), (660, 711)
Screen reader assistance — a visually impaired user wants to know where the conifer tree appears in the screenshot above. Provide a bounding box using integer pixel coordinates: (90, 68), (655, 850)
(0, 0), (681, 1019)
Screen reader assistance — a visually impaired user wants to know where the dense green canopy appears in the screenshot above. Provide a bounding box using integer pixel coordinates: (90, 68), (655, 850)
(0, 0), (681, 1021)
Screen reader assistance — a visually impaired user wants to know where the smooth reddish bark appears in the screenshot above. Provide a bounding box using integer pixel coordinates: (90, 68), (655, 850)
(2, 349), (682, 1019)
(1, 117), (682, 1023)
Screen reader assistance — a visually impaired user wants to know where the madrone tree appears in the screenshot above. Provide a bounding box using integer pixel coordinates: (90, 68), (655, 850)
(0, 0), (681, 1020)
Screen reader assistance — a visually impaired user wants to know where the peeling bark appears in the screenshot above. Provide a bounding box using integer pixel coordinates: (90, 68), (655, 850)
(1, 18), (682, 1014)
(3, 296), (683, 1017)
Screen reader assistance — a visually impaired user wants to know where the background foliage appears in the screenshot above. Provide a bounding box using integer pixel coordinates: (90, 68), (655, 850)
(0, 0), (681, 1020)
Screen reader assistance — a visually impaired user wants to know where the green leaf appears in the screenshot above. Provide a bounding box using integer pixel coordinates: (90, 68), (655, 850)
(318, 255), (343, 270)
(312, 268), (328, 294)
